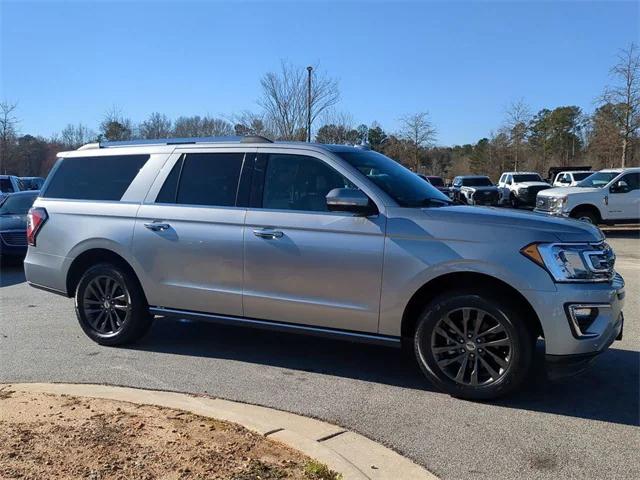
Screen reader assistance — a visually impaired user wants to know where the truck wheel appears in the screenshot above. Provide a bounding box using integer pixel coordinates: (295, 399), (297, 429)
(570, 209), (598, 225)
(414, 290), (534, 400)
(75, 263), (153, 346)
(509, 193), (519, 208)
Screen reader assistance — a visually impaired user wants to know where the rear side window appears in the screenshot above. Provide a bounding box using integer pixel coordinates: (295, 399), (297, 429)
(157, 153), (244, 207)
(42, 155), (149, 201)
(0, 178), (14, 192)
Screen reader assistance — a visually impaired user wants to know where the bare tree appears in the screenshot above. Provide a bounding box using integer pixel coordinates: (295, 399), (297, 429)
(172, 115), (233, 138)
(139, 112), (172, 139)
(100, 106), (133, 141)
(504, 99), (532, 171)
(0, 101), (19, 173)
(60, 123), (95, 149)
(601, 43), (640, 167)
(259, 61), (339, 140)
(399, 112), (437, 171)
(229, 111), (273, 137)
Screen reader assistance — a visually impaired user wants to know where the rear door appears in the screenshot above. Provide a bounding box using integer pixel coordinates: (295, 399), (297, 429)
(242, 149), (386, 333)
(133, 148), (252, 316)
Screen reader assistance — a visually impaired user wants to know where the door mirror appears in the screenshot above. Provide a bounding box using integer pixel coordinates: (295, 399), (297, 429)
(326, 188), (376, 215)
(610, 180), (629, 194)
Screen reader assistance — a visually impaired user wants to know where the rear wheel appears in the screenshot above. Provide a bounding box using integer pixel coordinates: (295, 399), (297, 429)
(414, 290), (534, 400)
(75, 263), (152, 346)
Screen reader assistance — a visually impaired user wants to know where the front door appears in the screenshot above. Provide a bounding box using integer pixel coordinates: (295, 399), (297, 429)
(606, 172), (640, 221)
(133, 150), (249, 316)
(243, 151), (386, 333)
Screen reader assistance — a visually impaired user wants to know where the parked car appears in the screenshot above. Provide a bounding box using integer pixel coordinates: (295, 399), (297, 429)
(25, 136), (624, 400)
(536, 168), (640, 225)
(20, 176), (45, 190)
(417, 174), (451, 197)
(551, 171), (592, 187)
(0, 190), (40, 259)
(547, 165), (591, 184)
(450, 176), (500, 205)
(497, 172), (551, 207)
(0, 175), (24, 199)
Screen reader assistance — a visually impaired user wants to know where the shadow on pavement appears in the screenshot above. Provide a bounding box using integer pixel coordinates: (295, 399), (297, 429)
(131, 317), (639, 427)
(0, 262), (26, 287)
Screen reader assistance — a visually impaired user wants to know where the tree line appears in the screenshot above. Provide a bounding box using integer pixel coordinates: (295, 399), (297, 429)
(1, 44), (638, 181)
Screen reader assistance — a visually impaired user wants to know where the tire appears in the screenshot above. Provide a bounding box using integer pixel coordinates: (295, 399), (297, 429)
(413, 290), (534, 400)
(509, 193), (519, 208)
(570, 209), (598, 225)
(75, 263), (153, 346)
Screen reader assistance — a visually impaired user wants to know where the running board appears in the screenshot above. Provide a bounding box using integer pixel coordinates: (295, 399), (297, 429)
(149, 307), (401, 347)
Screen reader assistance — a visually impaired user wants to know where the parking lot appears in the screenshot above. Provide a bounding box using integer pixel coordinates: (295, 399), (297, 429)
(0, 231), (638, 480)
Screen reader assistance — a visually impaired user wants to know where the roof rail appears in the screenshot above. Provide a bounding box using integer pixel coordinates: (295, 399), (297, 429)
(95, 135), (274, 149)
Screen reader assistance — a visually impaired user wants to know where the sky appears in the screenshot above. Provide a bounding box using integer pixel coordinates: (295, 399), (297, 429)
(1, 0), (639, 145)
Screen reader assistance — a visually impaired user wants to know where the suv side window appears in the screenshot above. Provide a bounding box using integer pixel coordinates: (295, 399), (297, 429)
(42, 155), (150, 201)
(157, 153), (244, 207)
(619, 172), (640, 191)
(261, 154), (354, 212)
(499, 174), (505, 184)
(506, 175), (512, 185)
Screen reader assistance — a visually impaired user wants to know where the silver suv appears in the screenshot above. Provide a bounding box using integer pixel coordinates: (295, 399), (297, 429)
(25, 136), (625, 400)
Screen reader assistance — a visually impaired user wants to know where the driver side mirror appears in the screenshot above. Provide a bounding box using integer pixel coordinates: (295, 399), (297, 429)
(610, 180), (629, 194)
(326, 188), (377, 216)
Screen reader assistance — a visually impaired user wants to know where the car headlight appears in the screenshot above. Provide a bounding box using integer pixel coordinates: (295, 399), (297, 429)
(521, 242), (615, 282)
(517, 187), (528, 195)
(547, 196), (567, 212)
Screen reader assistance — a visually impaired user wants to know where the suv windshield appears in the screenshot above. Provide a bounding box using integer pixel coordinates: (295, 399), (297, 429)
(0, 193), (38, 215)
(336, 150), (451, 207)
(572, 172), (592, 181)
(577, 171), (620, 188)
(462, 177), (493, 187)
(513, 174), (542, 182)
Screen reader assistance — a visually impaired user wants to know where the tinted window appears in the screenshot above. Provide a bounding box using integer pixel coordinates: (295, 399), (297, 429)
(619, 172), (640, 191)
(0, 178), (14, 193)
(336, 150), (451, 207)
(462, 177), (492, 187)
(43, 155), (149, 201)
(262, 154), (354, 212)
(427, 177), (444, 187)
(0, 193), (38, 215)
(572, 172), (592, 181)
(156, 156), (183, 203)
(513, 174), (543, 182)
(176, 153), (244, 207)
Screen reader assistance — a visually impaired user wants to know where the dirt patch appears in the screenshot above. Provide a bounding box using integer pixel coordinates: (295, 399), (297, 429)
(0, 388), (341, 480)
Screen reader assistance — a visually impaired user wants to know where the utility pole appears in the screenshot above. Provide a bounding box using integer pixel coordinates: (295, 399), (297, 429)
(307, 66), (313, 142)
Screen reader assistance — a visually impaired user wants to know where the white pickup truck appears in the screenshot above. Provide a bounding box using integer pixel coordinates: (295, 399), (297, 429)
(535, 168), (640, 224)
(497, 171), (552, 207)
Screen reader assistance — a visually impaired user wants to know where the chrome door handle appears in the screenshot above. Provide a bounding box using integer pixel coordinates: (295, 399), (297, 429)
(144, 222), (171, 231)
(253, 228), (283, 239)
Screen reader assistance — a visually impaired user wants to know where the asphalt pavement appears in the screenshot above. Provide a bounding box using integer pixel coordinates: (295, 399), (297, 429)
(1, 232), (638, 480)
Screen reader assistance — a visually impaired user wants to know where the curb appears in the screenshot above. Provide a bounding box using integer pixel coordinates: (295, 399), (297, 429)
(3, 383), (437, 480)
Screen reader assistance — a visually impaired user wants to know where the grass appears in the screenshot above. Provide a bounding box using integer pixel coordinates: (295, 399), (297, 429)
(304, 460), (343, 480)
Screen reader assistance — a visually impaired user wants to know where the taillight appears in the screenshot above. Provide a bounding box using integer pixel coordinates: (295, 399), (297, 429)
(27, 207), (48, 246)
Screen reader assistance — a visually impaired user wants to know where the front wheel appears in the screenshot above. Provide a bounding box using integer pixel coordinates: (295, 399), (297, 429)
(75, 263), (153, 346)
(414, 291), (534, 400)
(509, 193), (519, 208)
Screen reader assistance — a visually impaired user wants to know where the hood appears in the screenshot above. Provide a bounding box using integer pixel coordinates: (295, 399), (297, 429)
(0, 214), (27, 230)
(462, 185), (499, 192)
(517, 181), (551, 188)
(421, 205), (603, 243)
(538, 186), (601, 197)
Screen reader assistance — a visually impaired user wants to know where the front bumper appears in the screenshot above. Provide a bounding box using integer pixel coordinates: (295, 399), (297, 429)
(525, 272), (625, 370)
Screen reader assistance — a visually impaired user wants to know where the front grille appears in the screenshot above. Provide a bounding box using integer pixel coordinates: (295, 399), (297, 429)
(1, 231), (27, 246)
(473, 191), (499, 204)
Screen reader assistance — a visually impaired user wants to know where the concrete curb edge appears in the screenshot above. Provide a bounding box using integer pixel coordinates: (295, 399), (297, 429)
(2, 382), (438, 480)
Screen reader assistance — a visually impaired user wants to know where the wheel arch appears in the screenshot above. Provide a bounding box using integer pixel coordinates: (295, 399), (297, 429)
(569, 203), (602, 222)
(66, 248), (146, 301)
(400, 271), (543, 344)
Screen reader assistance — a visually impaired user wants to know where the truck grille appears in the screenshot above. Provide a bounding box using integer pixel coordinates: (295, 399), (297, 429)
(473, 191), (499, 205)
(0, 231), (27, 246)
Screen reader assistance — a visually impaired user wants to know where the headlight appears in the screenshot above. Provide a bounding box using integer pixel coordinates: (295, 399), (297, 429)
(547, 196), (567, 212)
(521, 242), (615, 282)
(518, 187), (528, 194)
